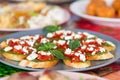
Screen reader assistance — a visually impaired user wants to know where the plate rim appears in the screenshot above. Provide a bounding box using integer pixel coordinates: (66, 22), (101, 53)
(0, 28), (120, 71)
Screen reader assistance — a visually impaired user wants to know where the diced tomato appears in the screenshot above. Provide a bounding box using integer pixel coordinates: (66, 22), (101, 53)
(80, 34), (87, 40)
(36, 35), (44, 43)
(8, 40), (19, 46)
(37, 54), (53, 61)
(12, 48), (24, 54)
(52, 33), (62, 39)
(22, 42), (29, 46)
(57, 43), (68, 50)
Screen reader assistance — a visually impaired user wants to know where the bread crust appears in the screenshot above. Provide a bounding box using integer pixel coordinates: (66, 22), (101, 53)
(2, 52), (26, 61)
(19, 59), (59, 68)
(63, 59), (90, 68)
(0, 41), (8, 48)
(87, 52), (114, 60)
(103, 46), (116, 51)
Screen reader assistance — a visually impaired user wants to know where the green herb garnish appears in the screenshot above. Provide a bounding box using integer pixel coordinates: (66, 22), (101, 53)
(43, 25), (61, 35)
(50, 50), (65, 59)
(69, 39), (80, 50)
(38, 42), (56, 51)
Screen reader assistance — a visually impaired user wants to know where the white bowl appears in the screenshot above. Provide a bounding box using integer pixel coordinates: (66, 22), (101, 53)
(70, 0), (120, 27)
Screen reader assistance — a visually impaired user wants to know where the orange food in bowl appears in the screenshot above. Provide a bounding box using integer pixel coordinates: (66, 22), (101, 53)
(96, 7), (115, 18)
(112, 0), (120, 11)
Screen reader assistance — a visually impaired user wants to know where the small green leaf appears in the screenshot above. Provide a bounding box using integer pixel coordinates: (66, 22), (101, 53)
(38, 42), (56, 51)
(69, 39), (80, 50)
(50, 50), (65, 59)
(43, 25), (61, 35)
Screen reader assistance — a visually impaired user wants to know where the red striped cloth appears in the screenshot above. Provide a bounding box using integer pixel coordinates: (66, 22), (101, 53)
(76, 19), (120, 41)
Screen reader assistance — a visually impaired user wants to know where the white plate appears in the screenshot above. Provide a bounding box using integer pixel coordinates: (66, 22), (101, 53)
(0, 6), (70, 32)
(0, 71), (107, 80)
(70, 0), (120, 27)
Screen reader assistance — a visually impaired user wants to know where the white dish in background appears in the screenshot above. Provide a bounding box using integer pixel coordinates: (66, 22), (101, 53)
(0, 71), (107, 80)
(70, 0), (120, 27)
(0, 5), (70, 32)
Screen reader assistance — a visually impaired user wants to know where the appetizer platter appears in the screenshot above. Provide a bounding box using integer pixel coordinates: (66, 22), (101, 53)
(0, 26), (120, 71)
(0, 1), (70, 31)
(0, 70), (106, 80)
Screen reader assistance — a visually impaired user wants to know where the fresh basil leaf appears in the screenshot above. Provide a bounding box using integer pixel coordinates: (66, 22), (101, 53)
(50, 50), (65, 59)
(69, 39), (80, 50)
(38, 42), (56, 51)
(43, 25), (61, 35)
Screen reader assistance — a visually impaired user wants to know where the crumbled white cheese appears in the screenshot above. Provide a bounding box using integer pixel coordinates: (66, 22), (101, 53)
(20, 41), (25, 44)
(20, 36), (32, 40)
(81, 45), (87, 50)
(58, 40), (66, 45)
(99, 47), (106, 52)
(75, 52), (80, 56)
(27, 52), (38, 60)
(14, 45), (22, 50)
(22, 47), (29, 54)
(92, 51), (96, 55)
(79, 53), (86, 62)
(26, 40), (35, 47)
(53, 40), (57, 44)
(65, 48), (72, 54)
(64, 36), (73, 40)
(38, 51), (46, 55)
(56, 30), (65, 34)
(87, 47), (94, 51)
(74, 34), (81, 39)
(83, 32), (95, 38)
(33, 35), (39, 41)
(96, 38), (103, 45)
(88, 45), (96, 47)
(86, 39), (95, 43)
(41, 38), (49, 43)
(46, 51), (51, 56)
(47, 33), (54, 38)
(4, 46), (13, 51)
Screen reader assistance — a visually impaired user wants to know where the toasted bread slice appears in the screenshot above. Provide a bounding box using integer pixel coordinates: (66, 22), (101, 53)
(19, 59), (59, 68)
(88, 52), (114, 60)
(0, 41), (8, 48)
(2, 52), (26, 61)
(63, 59), (90, 68)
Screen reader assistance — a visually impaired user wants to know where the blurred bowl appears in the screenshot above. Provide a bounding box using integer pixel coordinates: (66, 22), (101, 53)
(70, 0), (120, 27)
